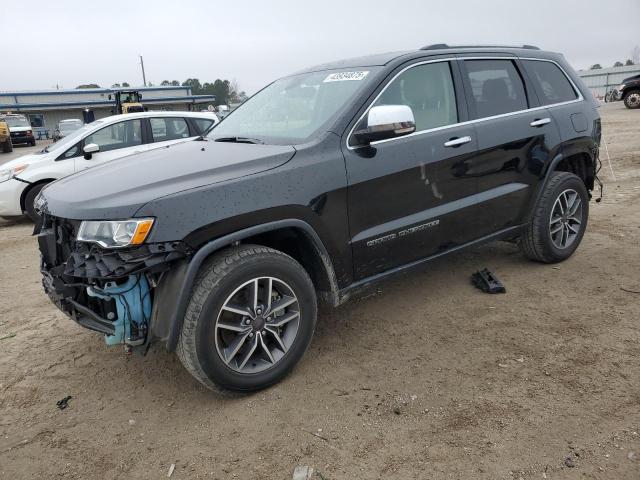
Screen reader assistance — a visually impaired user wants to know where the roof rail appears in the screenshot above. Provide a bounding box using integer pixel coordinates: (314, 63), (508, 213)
(420, 44), (540, 51)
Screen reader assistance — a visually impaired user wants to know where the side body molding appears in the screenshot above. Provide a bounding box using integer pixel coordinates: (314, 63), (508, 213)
(150, 219), (339, 352)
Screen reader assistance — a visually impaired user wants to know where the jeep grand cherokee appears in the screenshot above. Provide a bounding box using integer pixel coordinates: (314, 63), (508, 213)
(35, 44), (601, 393)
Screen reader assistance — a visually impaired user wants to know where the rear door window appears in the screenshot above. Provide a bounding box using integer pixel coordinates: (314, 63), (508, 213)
(150, 117), (191, 142)
(521, 60), (578, 105)
(462, 59), (528, 118)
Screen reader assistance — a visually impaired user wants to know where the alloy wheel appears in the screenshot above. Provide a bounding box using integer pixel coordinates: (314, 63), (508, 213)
(214, 276), (300, 374)
(549, 188), (582, 249)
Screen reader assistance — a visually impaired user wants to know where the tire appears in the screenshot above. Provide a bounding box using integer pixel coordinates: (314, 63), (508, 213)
(29, 138), (36, 146)
(624, 89), (640, 109)
(24, 182), (48, 223)
(177, 245), (317, 393)
(518, 172), (589, 263)
(2, 139), (12, 153)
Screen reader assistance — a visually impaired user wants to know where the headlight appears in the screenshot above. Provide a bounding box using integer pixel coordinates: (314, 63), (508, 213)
(618, 84), (626, 90)
(0, 164), (29, 183)
(77, 218), (154, 248)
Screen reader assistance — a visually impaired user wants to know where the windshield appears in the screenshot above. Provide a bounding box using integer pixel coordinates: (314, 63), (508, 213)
(5, 117), (30, 128)
(208, 68), (380, 144)
(59, 121), (83, 132)
(42, 121), (103, 153)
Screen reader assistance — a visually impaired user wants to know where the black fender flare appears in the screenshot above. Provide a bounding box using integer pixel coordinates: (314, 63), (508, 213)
(526, 147), (595, 223)
(150, 219), (339, 352)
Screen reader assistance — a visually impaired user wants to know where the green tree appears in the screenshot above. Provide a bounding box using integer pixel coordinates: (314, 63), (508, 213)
(613, 61), (624, 67)
(161, 80), (171, 86)
(625, 59), (634, 66)
(182, 78), (203, 93)
(76, 83), (100, 89)
(170, 80), (180, 86)
(590, 64), (602, 70)
(122, 82), (130, 87)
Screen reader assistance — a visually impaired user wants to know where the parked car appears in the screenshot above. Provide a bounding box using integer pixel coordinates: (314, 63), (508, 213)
(36, 45), (600, 393)
(1, 114), (36, 146)
(0, 118), (11, 153)
(53, 119), (84, 142)
(616, 74), (640, 109)
(0, 111), (218, 221)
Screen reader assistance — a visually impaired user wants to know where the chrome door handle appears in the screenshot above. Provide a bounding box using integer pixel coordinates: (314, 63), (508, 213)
(444, 136), (472, 148)
(530, 118), (551, 127)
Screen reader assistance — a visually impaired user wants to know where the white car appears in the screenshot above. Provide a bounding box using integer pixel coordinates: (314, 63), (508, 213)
(0, 111), (218, 221)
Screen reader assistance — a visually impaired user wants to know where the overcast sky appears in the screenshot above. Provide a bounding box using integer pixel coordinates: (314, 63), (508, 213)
(2, 0), (638, 94)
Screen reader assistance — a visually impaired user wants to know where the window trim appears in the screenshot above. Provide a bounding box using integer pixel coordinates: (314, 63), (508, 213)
(346, 56), (583, 150)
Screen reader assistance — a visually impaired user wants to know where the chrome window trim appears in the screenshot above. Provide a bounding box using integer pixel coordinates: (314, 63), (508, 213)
(345, 56), (584, 150)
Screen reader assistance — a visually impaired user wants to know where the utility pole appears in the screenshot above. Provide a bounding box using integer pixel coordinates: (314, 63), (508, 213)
(139, 55), (147, 87)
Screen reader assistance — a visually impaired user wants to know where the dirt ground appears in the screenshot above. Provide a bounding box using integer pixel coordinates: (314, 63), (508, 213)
(1, 104), (639, 480)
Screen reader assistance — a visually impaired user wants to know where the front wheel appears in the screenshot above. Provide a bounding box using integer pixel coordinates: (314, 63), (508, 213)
(177, 245), (317, 393)
(24, 183), (48, 223)
(624, 89), (640, 109)
(1, 139), (12, 153)
(518, 172), (589, 263)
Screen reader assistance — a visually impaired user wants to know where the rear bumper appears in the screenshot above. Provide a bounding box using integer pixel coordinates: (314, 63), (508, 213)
(0, 178), (27, 216)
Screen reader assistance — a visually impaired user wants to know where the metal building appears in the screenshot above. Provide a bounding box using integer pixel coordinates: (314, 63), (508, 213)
(577, 65), (640, 99)
(0, 86), (216, 138)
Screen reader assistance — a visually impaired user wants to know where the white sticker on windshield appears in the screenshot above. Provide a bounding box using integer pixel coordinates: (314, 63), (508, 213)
(323, 71), (369, 82)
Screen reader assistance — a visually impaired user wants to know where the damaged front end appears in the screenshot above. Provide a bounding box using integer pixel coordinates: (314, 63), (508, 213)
(37, 214), (191, 349)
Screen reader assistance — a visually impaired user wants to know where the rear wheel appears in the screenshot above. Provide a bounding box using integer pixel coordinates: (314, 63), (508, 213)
(518, 172), (589, 263)
(24, 183), (48, 223)
(624, 89), (640, 109)
(177, 245), (317, 393)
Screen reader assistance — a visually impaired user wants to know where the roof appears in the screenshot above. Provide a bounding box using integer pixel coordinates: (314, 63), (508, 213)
(0, 86), (189, 97)
(0, 95), (216, 112)
(89, 111), (219, 123)
(296, 45), (561, 74)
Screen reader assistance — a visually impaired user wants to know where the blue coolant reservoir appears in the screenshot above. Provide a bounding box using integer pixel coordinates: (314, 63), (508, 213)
(87, 275), (152, 346)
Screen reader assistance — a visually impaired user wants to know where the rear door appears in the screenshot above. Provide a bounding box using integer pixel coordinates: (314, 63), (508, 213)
(343, 59), (479, 279)
(457, 57), (561, 235)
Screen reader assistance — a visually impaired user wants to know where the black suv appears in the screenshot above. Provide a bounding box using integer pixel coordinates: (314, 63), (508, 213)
(616, 74), (640, 109)
(36, 45), (601, 393)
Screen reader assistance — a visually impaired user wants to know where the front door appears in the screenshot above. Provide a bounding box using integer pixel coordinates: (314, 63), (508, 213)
(75, 118), (149, 171)
(343, 59), (479, 279)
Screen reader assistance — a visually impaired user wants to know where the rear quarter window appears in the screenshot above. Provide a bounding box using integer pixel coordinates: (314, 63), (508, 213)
(522, 60), (578, 105)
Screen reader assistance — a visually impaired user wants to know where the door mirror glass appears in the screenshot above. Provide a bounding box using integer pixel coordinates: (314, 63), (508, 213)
(354, 105), (416, 145)
(83, 143), (100, 159)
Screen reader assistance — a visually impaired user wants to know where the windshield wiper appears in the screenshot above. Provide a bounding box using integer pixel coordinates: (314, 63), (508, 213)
(214, 136), (264, 144)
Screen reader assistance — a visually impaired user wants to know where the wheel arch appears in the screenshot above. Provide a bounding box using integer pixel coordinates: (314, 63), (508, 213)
(19, 178), (56, 213)
(149, 219), (340, 352)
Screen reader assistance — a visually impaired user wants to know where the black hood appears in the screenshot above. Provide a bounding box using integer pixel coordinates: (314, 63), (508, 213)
(42, 140), (296, 220)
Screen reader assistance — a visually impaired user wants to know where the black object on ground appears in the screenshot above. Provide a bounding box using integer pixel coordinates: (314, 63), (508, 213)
(56, 395), (72, 410)
(471, 268), (506, 294)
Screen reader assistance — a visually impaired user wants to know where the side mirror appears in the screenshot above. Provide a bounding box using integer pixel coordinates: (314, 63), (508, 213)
(83, 143), (100, 160)
(353, 105), (416, 146)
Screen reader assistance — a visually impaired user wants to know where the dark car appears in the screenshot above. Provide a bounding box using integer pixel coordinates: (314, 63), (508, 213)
(36, 44), (601, 393)
(616, 74), (640, 109)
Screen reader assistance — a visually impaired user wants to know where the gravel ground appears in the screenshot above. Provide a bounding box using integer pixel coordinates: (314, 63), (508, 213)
(1, 104), (639, 479)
